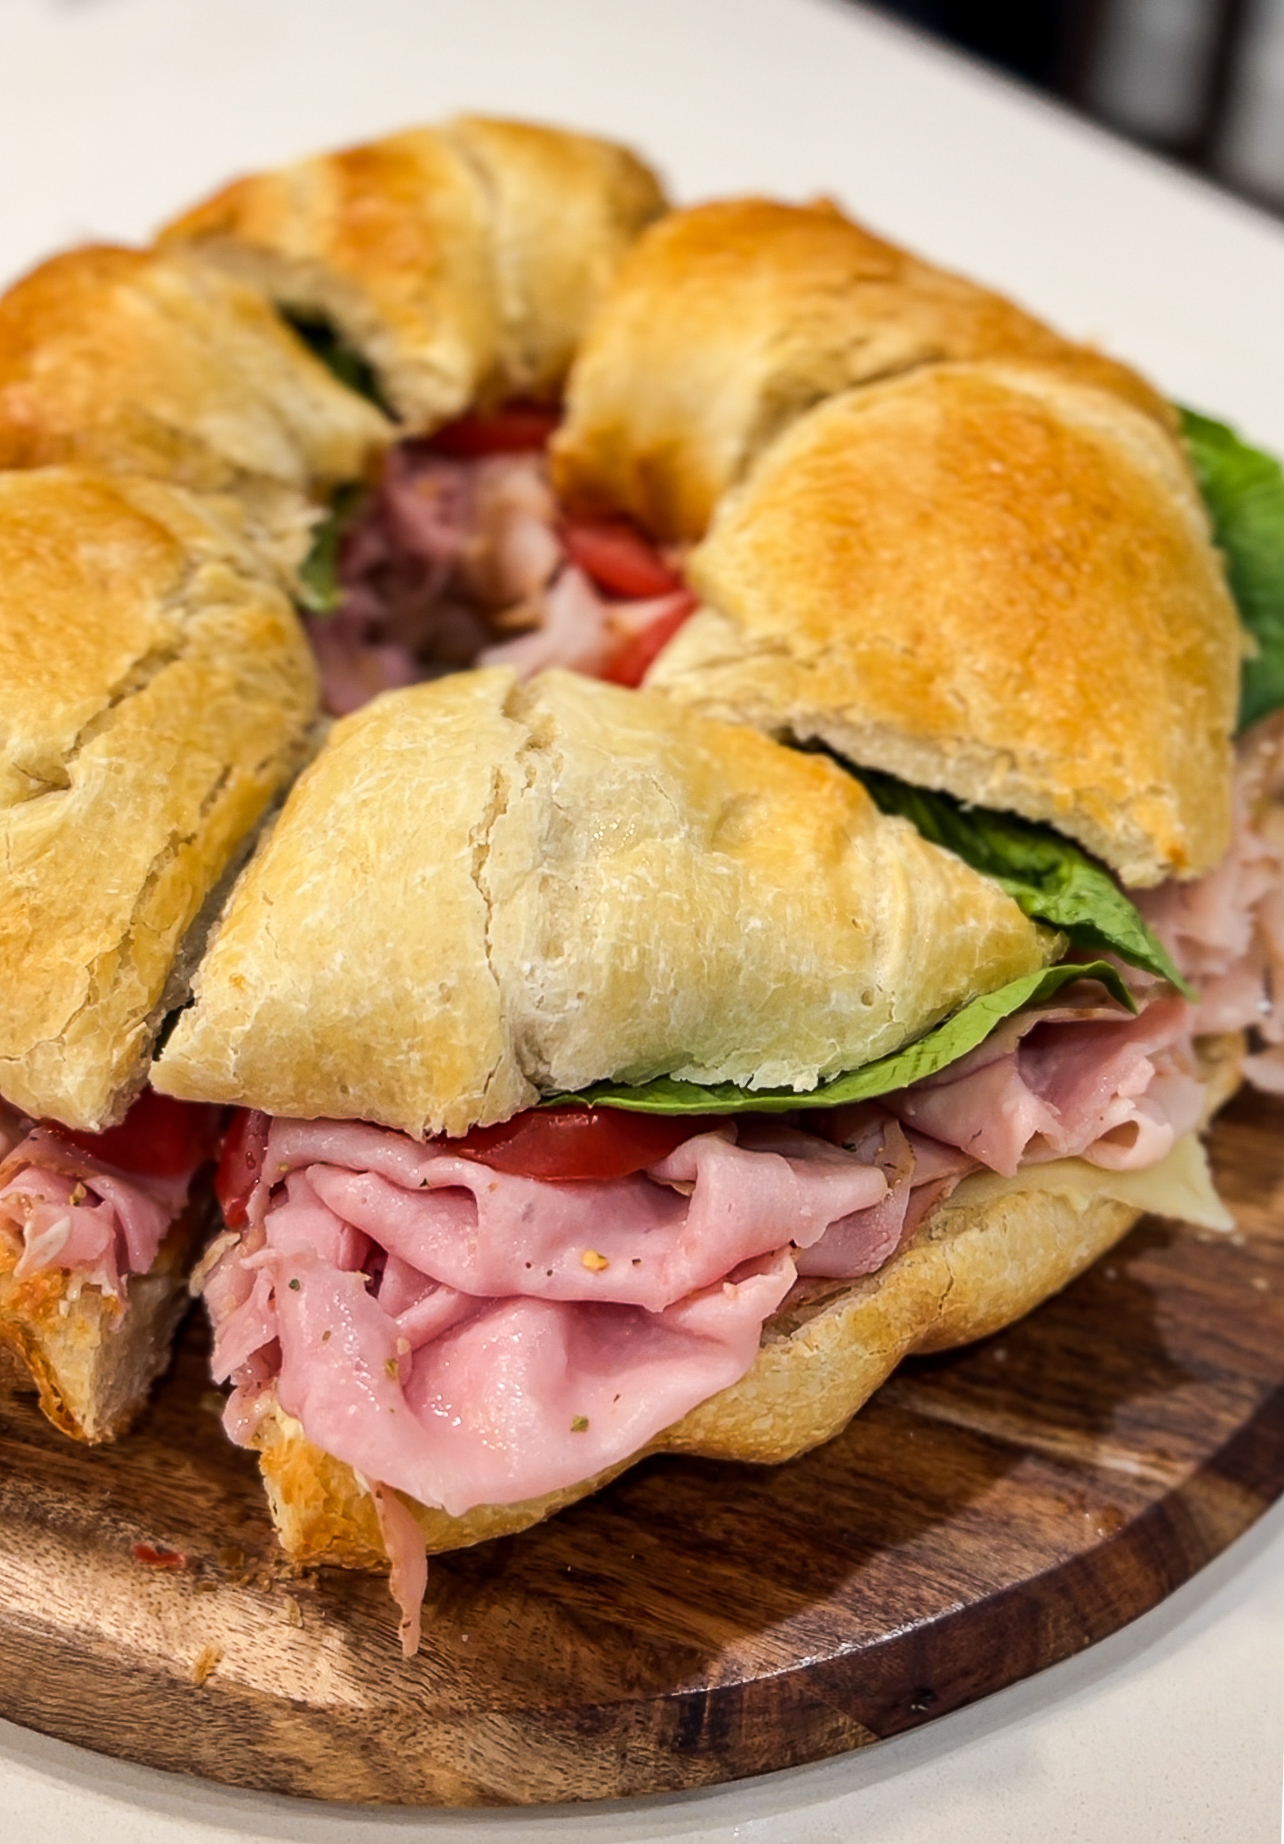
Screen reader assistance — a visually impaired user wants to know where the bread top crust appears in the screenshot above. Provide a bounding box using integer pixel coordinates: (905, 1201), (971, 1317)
(441, 116), (667, 403)
(649, 362), (1240, 887)
(551, 196), (1173, 542)
(0, 244), (390, 572)
(160, 117), (667, 430)
(0, 468), (319, 1131)
(154, 668), (1055, 1136)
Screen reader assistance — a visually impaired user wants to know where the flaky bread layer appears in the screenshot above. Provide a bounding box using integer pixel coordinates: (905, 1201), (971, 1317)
(246, 1130), (1230, 1569)
(0, 1192), (209, 1442)
(652, 362), (1240, 887)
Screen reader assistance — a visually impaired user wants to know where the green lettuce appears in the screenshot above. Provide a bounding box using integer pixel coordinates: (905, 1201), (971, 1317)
(857, 769), (1189, 994)
(547, 959), (1134, 1116)
(296, 483), (364, 616)
(287, 313), (389, 413)
(1182, 407), (1284, 732)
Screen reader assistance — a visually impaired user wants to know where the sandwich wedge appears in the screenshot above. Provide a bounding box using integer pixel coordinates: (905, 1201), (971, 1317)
(154, 669), (1232, 1652)
(0, 466), (317, 1439)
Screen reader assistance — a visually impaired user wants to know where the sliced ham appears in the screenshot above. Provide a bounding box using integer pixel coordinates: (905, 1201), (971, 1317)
(320, 442), (696, 712)
(201, 981), (1204, 1652)
(882, 994), (1202, 1176)
(1138, 715), (1284, 1066)
(0, 1122), (201, 1297)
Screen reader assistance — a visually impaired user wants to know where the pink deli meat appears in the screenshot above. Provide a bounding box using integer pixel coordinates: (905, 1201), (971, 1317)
(1139, 716), (1284, 1087)
(207, 1118), (902, 1520)
(314, 445), (695, 710)
(882, 995), (1204, 1177)
(201, 989), (1207, 1657)
(0, 1125), (196, 1297)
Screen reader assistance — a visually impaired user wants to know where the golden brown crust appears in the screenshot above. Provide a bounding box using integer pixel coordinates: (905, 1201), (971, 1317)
(0, 1193), (208, 1442)
(0, 468), (319, 1130)
(154, 667), (1055, 1134)
(248, 1134), (1231, 1565)
(0, 244), (390, 574)
(552, 196), (1172, 542)
(441, 115), (667, 403)
(650, 362), (1240, 886)
(160, 119), (669, 430)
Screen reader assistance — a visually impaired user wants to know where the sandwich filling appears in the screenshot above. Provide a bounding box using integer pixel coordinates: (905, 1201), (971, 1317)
(0, 1090), (220, 1300)
(200, 961), (1239, 1653)
(299, 407), (696, 711)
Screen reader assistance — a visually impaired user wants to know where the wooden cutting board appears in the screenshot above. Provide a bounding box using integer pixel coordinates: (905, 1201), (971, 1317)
(1, 1086), (1283, 1807)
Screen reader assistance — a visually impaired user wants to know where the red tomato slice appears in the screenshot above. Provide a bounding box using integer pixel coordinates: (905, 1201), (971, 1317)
(429, 404), (561, 458)
(215, 1109), (271, 1227)
(601, 591), (699, 688)
(453, 1106), (724, 1181)
(56, 1089), (222, 1179)
(561, 517), (684, 599)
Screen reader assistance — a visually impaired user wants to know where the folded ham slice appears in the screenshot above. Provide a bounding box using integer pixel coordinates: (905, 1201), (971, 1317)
(1138, 715), (1284, 1087)
(879, 995), (1204, 1176)
(0, 1101), (217, 1298)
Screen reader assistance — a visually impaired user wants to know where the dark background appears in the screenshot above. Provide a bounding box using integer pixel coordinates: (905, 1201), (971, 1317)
(867, 0), (1278, 210)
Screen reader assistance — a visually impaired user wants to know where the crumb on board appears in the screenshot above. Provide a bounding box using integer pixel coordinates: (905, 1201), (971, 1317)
(132, 1542), (187, 1569)
(284, 1595), (303, 1628)
(191, 1644), (223, 1687)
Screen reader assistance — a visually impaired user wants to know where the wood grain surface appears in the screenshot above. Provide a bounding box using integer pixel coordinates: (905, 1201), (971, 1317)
(1, 1087), (1283, 1806)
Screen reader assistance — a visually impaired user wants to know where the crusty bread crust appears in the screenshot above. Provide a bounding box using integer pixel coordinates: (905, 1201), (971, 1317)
(552, 196), (1173, 542)
(0, 1191), (209, 1442)
(650, 362), (1240, 887)
(154, 668), (1055, 1135)
(0, 244), (390, 577)
(0, 469), (319, 1131)
(247, 1169), (1150, 1568)
(160, 118), (667, 431)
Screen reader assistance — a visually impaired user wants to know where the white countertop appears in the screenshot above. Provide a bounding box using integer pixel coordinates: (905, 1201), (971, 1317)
(2, 0), (1283, 1836)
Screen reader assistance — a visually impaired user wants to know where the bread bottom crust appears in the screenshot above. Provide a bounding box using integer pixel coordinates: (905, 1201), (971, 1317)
(0, 1193), (208, 1442)
(248, 1174), (1145, 1569)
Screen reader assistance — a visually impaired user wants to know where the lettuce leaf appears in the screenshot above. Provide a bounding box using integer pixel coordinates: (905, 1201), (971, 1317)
(547, 959), (1134, 1115)
(287, 313), (389, 413)
(857, 768), (1190, 994)
(1181, 407), (1284, 732)
(296, 483), (364, 616)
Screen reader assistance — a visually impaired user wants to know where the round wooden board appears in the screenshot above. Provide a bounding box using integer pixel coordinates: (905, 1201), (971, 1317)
(1, 1088), (1283, 1807)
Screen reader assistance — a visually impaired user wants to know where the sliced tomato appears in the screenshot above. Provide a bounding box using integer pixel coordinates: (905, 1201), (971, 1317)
(215, 1109), (271, 1227)
(601, 591), (699, 688)
(452, 1106), (724, 1181)
(429, 404), (561, 458)
(560, 517), (684, 599)
(56, 1089), (223, 1179)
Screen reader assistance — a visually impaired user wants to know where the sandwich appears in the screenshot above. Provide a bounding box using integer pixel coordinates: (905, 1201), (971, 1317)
(5, 117), (1280, 1657)
(153, 669), (1237, 1654)
(0, 466), (317, 1438)
(138, 157), (1283, 1652)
